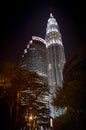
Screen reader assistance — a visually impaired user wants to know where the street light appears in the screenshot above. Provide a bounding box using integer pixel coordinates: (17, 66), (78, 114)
(29, 114), (34, 121)
(28, 114), (37, 130)
(50, 117), (53, 130)
(27, 114), (34, 130)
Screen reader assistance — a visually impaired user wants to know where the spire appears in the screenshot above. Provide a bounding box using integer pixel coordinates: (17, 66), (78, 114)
(46, 11), (62, 46)
(50, 13), (53, 18)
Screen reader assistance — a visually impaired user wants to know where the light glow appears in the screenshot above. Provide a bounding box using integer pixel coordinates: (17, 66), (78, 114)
(49, 63), (51, 70)
(50, 118), (53, 127)
(24, 49), (27, 54)
(32, 36), (46, 45)
(29, 114), (34, 121)
(27, 44), (29, 48)
(29, 40), (33, 44)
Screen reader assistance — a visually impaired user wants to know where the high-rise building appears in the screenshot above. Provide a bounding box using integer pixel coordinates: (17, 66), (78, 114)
(19, 13), (66, 118)
(19, 36), (50, 128)
(20, 36), (47, 79)
(45, 13), (66, 93)
(45, 13), (66, 117)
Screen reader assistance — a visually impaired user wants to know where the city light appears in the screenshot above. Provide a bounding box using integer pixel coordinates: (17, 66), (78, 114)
(32, 36), (46, 45)
(29, 114), (34, 121)
(50, 117), (53, 127)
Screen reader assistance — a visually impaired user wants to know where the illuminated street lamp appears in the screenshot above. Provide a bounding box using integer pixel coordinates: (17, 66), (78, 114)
(50, 117), (53, 130)
(28, 114), (37, 130)
(27, 114), (34, 130)
(29, 114), (34, 121)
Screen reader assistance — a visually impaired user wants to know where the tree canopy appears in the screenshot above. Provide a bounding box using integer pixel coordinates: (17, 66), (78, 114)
(0, 61), (50, 130)
(52, 57), (86, 130)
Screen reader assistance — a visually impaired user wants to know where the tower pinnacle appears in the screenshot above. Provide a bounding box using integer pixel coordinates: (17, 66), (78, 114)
(50, 13), (53, 18)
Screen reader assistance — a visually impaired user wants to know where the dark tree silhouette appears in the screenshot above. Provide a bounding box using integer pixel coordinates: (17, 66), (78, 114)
(0, 62), (50, 130)
(52, 48), (86, 130)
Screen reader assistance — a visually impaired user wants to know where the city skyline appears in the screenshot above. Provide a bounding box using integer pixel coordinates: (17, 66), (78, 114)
(18, 13), (66, 118)
(0, 0), (85, 62)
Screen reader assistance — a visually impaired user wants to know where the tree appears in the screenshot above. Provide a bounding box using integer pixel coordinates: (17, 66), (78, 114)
(18, 71), (50, 129)
(0, 62), (28, 129)
(52, 60), (86, 129)
(0, 62), (50, 129)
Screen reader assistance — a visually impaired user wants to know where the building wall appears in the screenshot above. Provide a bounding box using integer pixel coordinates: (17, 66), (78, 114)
(45, 14), (66, 117)
(20, 36), (47, 79)
(19, 36), (50, 121)
(45, 13), (66, 93)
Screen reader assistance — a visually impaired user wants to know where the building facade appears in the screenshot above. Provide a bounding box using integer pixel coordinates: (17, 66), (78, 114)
(45, 13), (66, 117)
(45, 13), (66, 93)
(19, 13), (66, 118)
(19, 36), (50, 127)
(20, 36), (47, 78)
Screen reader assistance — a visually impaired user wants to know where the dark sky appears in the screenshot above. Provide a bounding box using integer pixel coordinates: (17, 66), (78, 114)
(0, 0), (86, 63)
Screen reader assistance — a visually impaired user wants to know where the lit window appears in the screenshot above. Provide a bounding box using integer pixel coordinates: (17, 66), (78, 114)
(53, 81), (56, 85)
(24, 49), (27, 54)
(29, 48), (36, 50)
(22, 55), (24, 58)
(39, 56), (42, 59)
(29, 40), (33, 44)
(21, 64), (27, 67)
(49, 64), (51, 70)
(27, 44), (29, 48)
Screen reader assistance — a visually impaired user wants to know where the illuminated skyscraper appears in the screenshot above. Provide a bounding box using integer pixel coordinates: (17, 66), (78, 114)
(45, 13), (66, 93)
(19, 13), (66, 118)
(45, 13), (66, 117)
(20, 36), (47, 79)
(19, 36), (50, 124)
(19, 36), (49, 106)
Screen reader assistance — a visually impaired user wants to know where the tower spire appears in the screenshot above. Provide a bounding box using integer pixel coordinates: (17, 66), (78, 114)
(50, 13), (53, 18)
(49, 7), (53, 17)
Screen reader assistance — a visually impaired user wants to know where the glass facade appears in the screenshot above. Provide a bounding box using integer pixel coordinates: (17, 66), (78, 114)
(45, 13), (66, 117)
(20, 36), (47, 78)
(19, 13), (66, 118)
(45, 13), (66, 92)
(19, 36), (50, 122)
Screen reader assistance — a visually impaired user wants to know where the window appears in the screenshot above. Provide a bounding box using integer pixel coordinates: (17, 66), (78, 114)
(49, 63), (51, 70)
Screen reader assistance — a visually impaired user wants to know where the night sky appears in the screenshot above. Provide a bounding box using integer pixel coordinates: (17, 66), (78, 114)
(0, 0), (86, 63)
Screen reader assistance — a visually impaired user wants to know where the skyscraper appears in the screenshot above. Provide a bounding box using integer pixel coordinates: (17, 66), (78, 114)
(19, 36), (50, 126)
(45, 13), (66, 117)
(19, 13), (66, 118)
(45, 13), (66, 93)
(20, 36), (47, 79)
